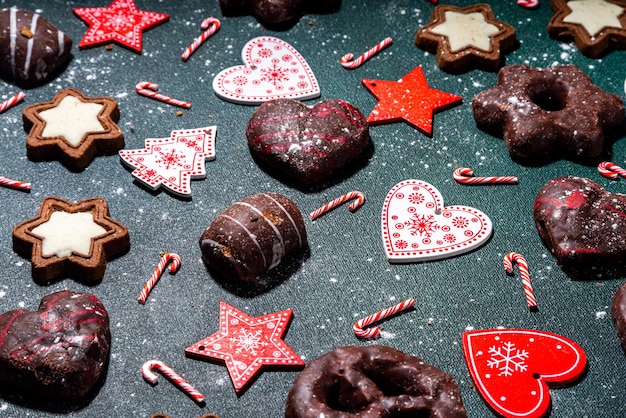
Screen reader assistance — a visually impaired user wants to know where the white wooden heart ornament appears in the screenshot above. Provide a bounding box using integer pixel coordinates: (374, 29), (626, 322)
(212, 36), (320, 105)
(382, 179), (493, 262)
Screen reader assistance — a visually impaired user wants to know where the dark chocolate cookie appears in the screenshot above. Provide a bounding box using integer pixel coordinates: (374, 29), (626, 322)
(285, 345), (467, 418)
(219, 0), (340, 27)
(0, 290), (110, 399)
(247, 99), (370, 185)
(199, 193), (307, 282)
(611, 282), (626, 352)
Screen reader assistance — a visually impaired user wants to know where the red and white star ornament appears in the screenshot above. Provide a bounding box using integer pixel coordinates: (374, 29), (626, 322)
(73, 0), (169, 53)
(362, 66), (462, 136)
(185, 301), (304, 393)
(118, 126), (216, 197)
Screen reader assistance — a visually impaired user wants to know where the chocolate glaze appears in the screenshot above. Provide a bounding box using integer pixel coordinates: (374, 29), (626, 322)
(219, 0), (340, 27)
(199, 193), (307, 282)
(611, 282), (626, 352)
(0, 290), (110, 399)
(285, 345), (467, 418)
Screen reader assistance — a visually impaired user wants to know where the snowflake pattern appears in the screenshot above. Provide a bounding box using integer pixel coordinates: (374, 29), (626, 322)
(260, 63), (290, 86)
(258, 47), (273, 58)
(487, 341), (529, 376)
(230, 329), (269, 356)
(155, 148), (185, 170)
(408, 192), (425, 205)
(104, 11), (132, 31)
(405, 214), (439, 237)
(395, 240), (408, 249)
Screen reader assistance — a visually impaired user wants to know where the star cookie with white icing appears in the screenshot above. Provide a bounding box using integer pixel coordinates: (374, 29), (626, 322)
(549, 0), (626, 57)
(13, 196), (130, 284)
(415, 4), (516, 73)
(23, 88), (124, 171)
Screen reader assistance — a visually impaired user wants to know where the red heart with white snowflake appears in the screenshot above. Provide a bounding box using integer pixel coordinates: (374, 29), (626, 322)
(212, 36), (320, 105)
(381, 179), (492, 262)
(463, 329), (587, 418)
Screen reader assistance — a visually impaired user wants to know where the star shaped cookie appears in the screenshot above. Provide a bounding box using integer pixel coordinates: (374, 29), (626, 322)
(23, 88), (124, 171)
(416, 4), (516, 73)
(73, 0), (169, 53)
(548, 0), (626, 57)
(12, 197), (130, 284)
(361, 66), (462, 136)
(185, 301), (304, 393)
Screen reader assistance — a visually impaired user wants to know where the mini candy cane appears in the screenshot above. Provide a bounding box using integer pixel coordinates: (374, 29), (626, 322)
(453, 167), (518, 185)
(136, 82), (191, 109)
(0, 91), (25, 113)
(517, 0), (539, 8)
(142, 360), (206, 404)
(0, 176), (30, 192)
(353, 297), (415, 339)
(138, 252), (182, 304)
(340, 37), (392, 69)
(503, 252), (537, 309)
(309, 191), (365, 220)
(598, 161), (626, 180)
(181, 17), (220, 61)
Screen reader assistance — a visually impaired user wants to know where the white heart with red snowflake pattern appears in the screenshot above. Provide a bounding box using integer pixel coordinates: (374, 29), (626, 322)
(381, 179), (492, 262)
(212, 36), (320, 105)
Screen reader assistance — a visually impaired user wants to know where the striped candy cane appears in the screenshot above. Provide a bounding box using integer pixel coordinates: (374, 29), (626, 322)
(340, 37), (392, 69)
(517, 0), (539, 8)
(136, 82), (192, 109)
(181, 17), (220, 61)
(503, 252), (537, 309)
(142, 360), (205, 404)
(453, 167), (518, 185)
(0, 91), (25, 113)
(353, 297), (415, 339)
(138, 252), (182, 304)
(598, 161), (626, 180)
(0, 176), (30, 192)
(309, 191), (365, 220)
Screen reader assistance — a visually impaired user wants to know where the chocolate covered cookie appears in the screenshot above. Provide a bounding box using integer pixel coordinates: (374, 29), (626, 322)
(247, 99), (370, 185)
(199, 193), (307, 282)
(0, 7), (72, 86)
(611, 282), (626, 352)
(285, 345), (467, 418)
(472, 64), (624, 163)
(0, 290), (110, 399)
(219, 0), (340, 27)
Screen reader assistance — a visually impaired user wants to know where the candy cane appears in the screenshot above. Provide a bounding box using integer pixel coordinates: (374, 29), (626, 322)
(453, 167), (518, 185)
(517, 0), (539, 8)
(503, 252), (537, 309)
(340, 37), (392, 69)
(0, 91), (25, 113)
(353, 297), (415, 339)
(135, 82), (191, 109)
(138, 252), (182, 304)
(181, 17), (220, 61)
(309, 191), (365, 220)
(142, 360), (205, 404)
(598, 161), (626, 180)
(0, 176), (30, 192)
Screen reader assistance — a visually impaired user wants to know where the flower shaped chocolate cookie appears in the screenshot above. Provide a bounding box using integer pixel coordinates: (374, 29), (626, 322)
(472, 64), (624, 163)
(13, 197), (129, 284)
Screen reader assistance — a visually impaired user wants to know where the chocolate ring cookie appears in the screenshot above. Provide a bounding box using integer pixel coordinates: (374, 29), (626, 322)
(472, 64), (624, 163)
(285, 345), (467, 418)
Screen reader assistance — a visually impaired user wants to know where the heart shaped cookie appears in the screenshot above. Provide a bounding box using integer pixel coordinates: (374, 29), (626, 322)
(381, 179), (492, 262)
(247, 98), (370, 184)
(0, 290), (110, 398)
(534, 176), (626, 271)
(212, 36), (320, 105)
(463, 328), (587, 418)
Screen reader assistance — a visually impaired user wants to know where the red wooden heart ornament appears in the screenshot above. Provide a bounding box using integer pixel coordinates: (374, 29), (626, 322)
(463, 328), (587, 418)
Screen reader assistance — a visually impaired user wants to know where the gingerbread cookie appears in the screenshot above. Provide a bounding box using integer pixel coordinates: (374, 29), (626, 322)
(472, 64), (624, 163)
(23, 88), (124, 171)
(0, 290), (110, 399)
(0, 7), (72, 86)
(13, 196), (129, 284)
(548, 0), (626, 58)
(415, 3), (516, 73)
(611, 282), (626, 352)
(218, 0), (340, 27)
(246, 99), (370, 185)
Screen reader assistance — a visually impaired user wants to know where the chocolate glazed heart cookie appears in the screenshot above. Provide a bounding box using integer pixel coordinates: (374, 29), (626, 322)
(246, 99), (370, 185)
(534, 176), (626, 275)
(0, 290), (110, 399)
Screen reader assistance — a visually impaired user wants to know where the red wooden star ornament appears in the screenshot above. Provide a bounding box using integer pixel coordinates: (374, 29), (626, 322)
(185, 301), (304, 393)
(362, 66), (462, 136)
(73, 0), (169, 53)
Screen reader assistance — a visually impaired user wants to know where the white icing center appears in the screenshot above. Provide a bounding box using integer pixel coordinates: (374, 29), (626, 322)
(39, 95), (105, 147)
(431, 11), (500, 52)
(563, 0), (624, 37)
(31, 211), (107, 258)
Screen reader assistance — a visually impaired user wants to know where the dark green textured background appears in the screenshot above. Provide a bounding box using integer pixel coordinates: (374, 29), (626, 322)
(0, 0), (625, 416)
